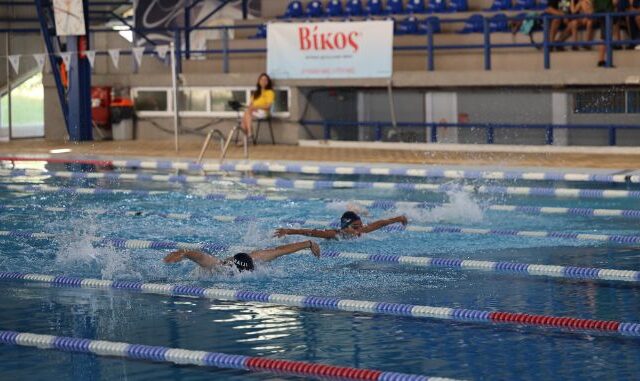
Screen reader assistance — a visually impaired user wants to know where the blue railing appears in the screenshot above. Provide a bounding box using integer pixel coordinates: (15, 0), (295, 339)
(300, 120), (640, 146)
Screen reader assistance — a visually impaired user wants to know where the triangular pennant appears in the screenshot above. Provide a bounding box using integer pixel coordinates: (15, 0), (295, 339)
(60, 52), (71, 71)
(155, 45), (169, 59)
(132, 47), (145, 67)
(8, 55), (20, 75)
(85, 50), (96, 68)
(108, 49), (120, 69)
(33, 53), (46, 72)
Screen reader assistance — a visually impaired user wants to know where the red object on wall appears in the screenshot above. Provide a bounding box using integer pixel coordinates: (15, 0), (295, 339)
(91, 86), (111, 127)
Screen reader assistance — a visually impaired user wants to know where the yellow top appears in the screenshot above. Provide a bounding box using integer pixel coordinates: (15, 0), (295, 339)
(251, 89), (275, 109)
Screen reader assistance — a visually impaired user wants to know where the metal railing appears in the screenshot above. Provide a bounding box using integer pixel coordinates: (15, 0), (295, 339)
(300, 119), (640, 145)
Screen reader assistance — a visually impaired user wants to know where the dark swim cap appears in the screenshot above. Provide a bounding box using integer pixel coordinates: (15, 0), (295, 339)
(340, 211), (361, 230)
(233, 253), (255, 272)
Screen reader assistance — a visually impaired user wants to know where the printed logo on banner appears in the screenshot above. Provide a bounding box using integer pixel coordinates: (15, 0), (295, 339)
(267, 21), (393, 79)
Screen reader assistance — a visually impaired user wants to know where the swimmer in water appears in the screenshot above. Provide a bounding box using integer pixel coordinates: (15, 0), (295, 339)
(273, 211), (408, 240)
(163, 240), (321, 272)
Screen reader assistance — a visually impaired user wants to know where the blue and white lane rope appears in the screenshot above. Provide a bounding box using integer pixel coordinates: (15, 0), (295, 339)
(0, 230), (638, 283)
(2, 169), (640, 200)
(0, 272), (638, 337)
(2, 155), (639, 184)
(0, 184), (166, 196)
(0, 331), (447, 381)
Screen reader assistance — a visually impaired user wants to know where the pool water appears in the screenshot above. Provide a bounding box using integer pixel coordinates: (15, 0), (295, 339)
(0, 161), (639, 380)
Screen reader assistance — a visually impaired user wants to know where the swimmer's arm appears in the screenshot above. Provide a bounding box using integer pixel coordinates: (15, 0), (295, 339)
(273, 228), (338, 239)
(163, 249), (223, 269)
(361, 215), (408, 234)
(250, 240), (320, 262)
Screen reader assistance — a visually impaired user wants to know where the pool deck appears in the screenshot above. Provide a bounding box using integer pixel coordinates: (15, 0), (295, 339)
(1, 138), (640, 173)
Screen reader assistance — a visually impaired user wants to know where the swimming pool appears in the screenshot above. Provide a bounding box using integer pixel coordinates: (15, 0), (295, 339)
(0, 157), (639, 380)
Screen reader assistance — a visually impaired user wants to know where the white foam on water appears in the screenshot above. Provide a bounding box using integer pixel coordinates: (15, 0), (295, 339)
(393, 190), (484, 224)
(325, 200), (370, 217)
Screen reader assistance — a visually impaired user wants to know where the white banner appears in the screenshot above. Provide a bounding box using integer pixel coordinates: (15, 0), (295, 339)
(108, 49), (120, 69)
(33, 54), (46, 72)
(85, 50), (96, 68)
(155, 45), (169, 59)
(132, 47), (145, 66)
(8, 55), (20, 74)
(267, 21), (393, 79)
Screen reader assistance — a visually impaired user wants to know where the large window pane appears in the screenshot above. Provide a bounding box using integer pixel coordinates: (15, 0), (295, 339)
(179, 89), (208, 112)
(134, 90), (168, 111)
(628, 91), (640, 113)
(1, 72), (44, 138)
(273, 90), (289, 113)
(574, 90), (625, 113)
(210, 89), (247, 112)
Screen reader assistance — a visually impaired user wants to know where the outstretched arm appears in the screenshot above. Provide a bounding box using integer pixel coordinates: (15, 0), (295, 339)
(163, 249), (223, 269)
(361, 215), (408, 234)
(249, 240), (320, 262)
(273, 228), (338, 239)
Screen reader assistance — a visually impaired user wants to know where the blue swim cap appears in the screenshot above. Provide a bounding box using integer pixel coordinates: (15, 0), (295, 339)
(233, 253), (254, 272)
(340, 211), (361, 230)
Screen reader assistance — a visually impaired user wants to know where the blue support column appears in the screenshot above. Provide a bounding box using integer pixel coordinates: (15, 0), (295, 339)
(483, 17), (491, 71)
(605, 14), (613, 68)
(543, 16), (550, 69)
(184, 9), (191, 59)
(66, 35), (93, 141)
(426, 22), (434, 71)
(242, 0), (249, 19)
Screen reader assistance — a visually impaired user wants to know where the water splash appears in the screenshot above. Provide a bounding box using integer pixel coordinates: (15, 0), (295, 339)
(325, 200), (370, 217)
(394, 190), (483, 224)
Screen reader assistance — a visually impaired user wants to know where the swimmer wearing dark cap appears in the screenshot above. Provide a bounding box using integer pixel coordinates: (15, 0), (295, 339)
(163, 240), (320, 272)
(273, 211), (408, 240)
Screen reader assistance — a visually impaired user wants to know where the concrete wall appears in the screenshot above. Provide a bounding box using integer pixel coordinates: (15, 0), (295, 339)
(359, 90), (426, 142)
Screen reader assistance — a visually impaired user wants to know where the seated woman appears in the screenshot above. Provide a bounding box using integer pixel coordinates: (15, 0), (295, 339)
(241, 73), (275, 142)
(164, 240), (320, 273)
(274, 211), (408, 240)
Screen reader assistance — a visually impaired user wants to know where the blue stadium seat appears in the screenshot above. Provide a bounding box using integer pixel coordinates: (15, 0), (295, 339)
(250, 24), (267, 39)
(449, 0), (468, 11)
(386, 0), (405, 14)
(282, 1), (304, 18)
(535, 0), (548, 9)
(395, 16), (419, 34)
(489, 13), (509, 32)
(406, 0), (428, 13)
(306, 0), (325, 17)
(514, 0), (536, 9)
(487, 0), (512, 10)
(459, 14), (484, 33)
(428, 0), (448, 12)
(418, 16), (441, 33)
(327, 0), (344, 16)
(345, 0), (364, 16)
(366, 0), (385, 15)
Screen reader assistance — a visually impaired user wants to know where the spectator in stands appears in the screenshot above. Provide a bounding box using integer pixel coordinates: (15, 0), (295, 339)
(632, 0), (640, 48)
(593, 0), (615, 66)
(241, 73), (275, 142)
(571, 0), (595, 49)
(613, 0), (633, 49)
(545, 0), (579, 50)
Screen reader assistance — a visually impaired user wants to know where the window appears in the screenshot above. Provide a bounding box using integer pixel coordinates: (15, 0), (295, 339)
(272, 90), (289, 113)
(179, 89), (208, 112)
(573, 90), (626, 113)
(628, 90), (640, 114)
(133, 89), (169, 112)
(210, 89), (247, 112)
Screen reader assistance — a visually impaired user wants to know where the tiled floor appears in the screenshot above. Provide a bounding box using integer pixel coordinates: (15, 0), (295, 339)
(2, 138), (640, 169)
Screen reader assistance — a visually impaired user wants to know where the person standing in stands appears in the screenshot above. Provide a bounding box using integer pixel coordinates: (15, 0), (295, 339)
(571, 0), (595, 49)
(241, 73), (275, 143)
(546, 0), (579, 50)
(594, 0), (615, 66)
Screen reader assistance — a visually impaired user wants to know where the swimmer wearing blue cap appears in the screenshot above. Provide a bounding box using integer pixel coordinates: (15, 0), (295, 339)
(273, 211), (408, 240)
(163, 240), (320, 272)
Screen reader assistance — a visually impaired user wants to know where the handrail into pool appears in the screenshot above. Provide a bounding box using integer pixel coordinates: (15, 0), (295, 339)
(3, 156), (639, 185)
(0, 272), (638, 337)
(0, 230), (638, 283)
(0, 330), (443, 381)
(5, 199), (640, 221)
(2, 173), (640, 200)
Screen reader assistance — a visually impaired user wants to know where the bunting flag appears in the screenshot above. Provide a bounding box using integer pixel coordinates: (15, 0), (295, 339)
(60, 52), (71, 71)
(155, 45), (169, 59)
(85, 50), (96, 68)
(132, 46), (145, 66)
(33, 54), (46, 72)
(8, 55), (20, 74)
(108, 49), (120, 69)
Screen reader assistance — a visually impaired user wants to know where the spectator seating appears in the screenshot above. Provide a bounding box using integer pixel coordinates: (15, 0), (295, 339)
(345, 0), (365, 15)
(406, 0), (428, 13)
(396, 16), (419, 34)
(307, 0), (325, 17)
(283, 1), (304, 18)
(459, 14), (484, 33)
(489, 13), (509, 31)
(250, 24), (267, 39)
(418, 16), (442, 33)
(366, 0), (386, 15)
(327, 0), (345, 16)
(428, 0), (448, 12)
(449, 0), (469, 11)
(514, 0), (536, 9)
(386, 0), (405, 13)
(487, 0), (512, 10)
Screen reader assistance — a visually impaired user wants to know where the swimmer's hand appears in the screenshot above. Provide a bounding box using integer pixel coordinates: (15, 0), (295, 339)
(398, 215), (408, 226)
(309, 241), (321, 258)
(273, 228), (289, 238)
(163, 250), (186, 263)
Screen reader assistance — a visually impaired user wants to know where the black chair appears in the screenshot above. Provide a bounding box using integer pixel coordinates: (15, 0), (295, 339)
(253, 113), (275, 145)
